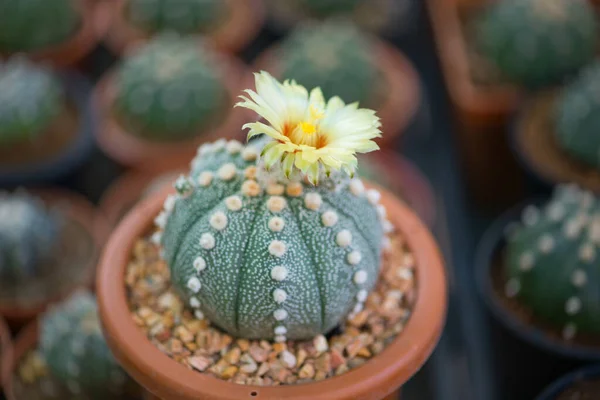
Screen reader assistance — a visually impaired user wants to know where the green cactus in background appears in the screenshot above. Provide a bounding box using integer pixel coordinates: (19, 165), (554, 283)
(114, 35), (228, 141)
(504, 184), (600, 339)
(555, 62), (600, 169)
(476, 0), (598, 88)
(40, 291), (128, 398)
(126, 0), (227, 35)
(0, 58), (64, 146)
(279, 21), (379, 106)
(0, 0), (80, 52)
(297, 0), (364, 17)
(0, 191), (60, 282)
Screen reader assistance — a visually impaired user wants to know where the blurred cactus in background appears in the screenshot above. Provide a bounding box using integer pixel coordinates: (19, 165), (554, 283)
(476, 0), (598, 88)
(0, 58), (64, 146)
(114, 35), (228, 141)
(297, 0), (363, 17)
(0, 0), (81, 52)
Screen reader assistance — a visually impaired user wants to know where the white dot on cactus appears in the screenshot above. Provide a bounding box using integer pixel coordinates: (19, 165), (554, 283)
(241, 180), (261, 197)
(286, 182), (303, 197)
(268, 217), (285, 232)
(321, 210), (338, 227)
(353, 270), (367, 284)
(163, 195), (177, 212)
(244, 166), (257, 180)
(357, 289), (368, 302)
(571, 269), (588, 287)
(304, 192), (322, 210)
(366, 189), (381, 205)
(271, 266), (288, 281)
(376, 205), (387, 219)
(199, 233), (215, 250)
(67, 361), (80, 377)
(537, 234), (555, 254)
(226, 140), (243, 154)
(581, 191), (594, 208)
(242, 147), (259, 161)
(563, 219), (582, 239)
(579, 243), (596, 263)
(273, 309), (288, 321)
(193, 256), (206, 272)
(383, 220), (394, 234)
(336, 230), (352, 247)
(151, 231), (162, 245)
(190, 296), (201, 308)
(209, 211), (228, 231)
(174, 175), (193, 195)
(273, 288), (287, 303)
(505, 279), (521, 298)
(274, 326), (287, 335)
(267, 196), (287, 213)
(225, 195), (243, 211)
(562, 323), (577, 340)
(267, 184), (285, 196)
(275, 335), (287, 343)
(269, 240), (287, 257)
(353, 302), (364, 314)
(198, 144), (212, 156)
(565, 297), (582, 315)
(349, 179), (365, 196)
(218, 163), (237, 181)
(280, 350), (296, 368)
(348, 251), (362, 265)
(518, 252), (535, 271)
(154, 211), (168, 229)
(187, 277), (201, 293)
(194, 310), (205, 320)
(547, 203), (565, 222)
(522, 205), (540, 227)
(213, 139), (226, 151)
(197, 172), (213, 187)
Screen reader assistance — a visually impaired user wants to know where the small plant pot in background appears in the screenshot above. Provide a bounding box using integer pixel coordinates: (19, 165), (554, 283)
(97, 0), (265, 56)
(535, 364), (600, 400)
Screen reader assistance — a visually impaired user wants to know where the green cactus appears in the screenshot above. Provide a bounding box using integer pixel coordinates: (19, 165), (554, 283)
(0, 191), (60, 282)
(154, 138), (388, 341)
(504, 184), (600, 340)
(476, 0), (598, 88)
(0, 58), (64, 146)
(555, 62), (600, 169)
(40, 291), (128, 398)
(297, 0), (364, 17)
(126, 0), (226, 35)
(0, 0), (81, 52)
(114, 35), (228, 141)
(279, 21), (379, 106)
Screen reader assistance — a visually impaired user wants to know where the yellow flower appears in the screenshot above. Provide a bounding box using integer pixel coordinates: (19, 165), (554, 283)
(236, 71), (381, 184)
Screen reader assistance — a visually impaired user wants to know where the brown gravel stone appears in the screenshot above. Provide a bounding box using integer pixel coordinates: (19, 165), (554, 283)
(189, 356), (212, 372)
(298, 363), (315, 379)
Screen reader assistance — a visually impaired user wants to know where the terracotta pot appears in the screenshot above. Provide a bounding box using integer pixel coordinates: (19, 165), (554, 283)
(0, 316), (11, 391)
(97, 0), (265, 56)
(93, 51), (252, 169)
(0, 0), (104, 68)
(251, 40), (421, 149)
(96, 182), (447, 400)
(0, 188), (109, 330)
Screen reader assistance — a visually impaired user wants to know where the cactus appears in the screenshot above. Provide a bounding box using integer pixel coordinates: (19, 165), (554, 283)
(114, 35), (228, 141)
(0, 191), (60, 282)
(0, 0), (80, 52)
(279, 21), (379, 106)
(555, 62), (600, 169)
(296, 0), (364, 17)
(476, 0), (598, 88)
(40, 291), (128, 398)
(126, 0), (226, 35)
(0, 58), (64, 146)
(504, 184), (600, 339)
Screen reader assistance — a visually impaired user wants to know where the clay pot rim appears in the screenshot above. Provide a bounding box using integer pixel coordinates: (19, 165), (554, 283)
(474, 199), (600, 360)
(534, 363), (600, 400)
(93, 51), (251, 170)
(251, 37), (421, 148)
(97, 180), (447, 400)
(0, 0), (103, 67)
(98, 0), (265, 55)
(0, 187), (109, 325)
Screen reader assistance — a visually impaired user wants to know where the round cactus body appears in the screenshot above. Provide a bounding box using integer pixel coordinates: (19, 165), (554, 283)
(297, 0), (364, 17)
(126, 0), (226, 35)
(476, 0), (598, 88)
(40, 291), (128, 398)
(114, 35), (228, 141)
(505, 185), (600, 339)
(279, 21), (379, 106)
(155, 138), (387, 341)
(0, 0), (80, 52)
(0, 59), (64, 146)
(555, 62), (600, 169)
(0, 192), (60, 282)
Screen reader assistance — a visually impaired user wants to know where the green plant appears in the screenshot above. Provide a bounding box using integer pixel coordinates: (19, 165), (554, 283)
(114, 35), (228, 141)
(476, 0), (598, 88)
(126, 0), (226, 35)
(0, 58), (64, 146)
(297, 0), (364, 17)
(0, 191), (60, 282)
(279, 21), (379, 106)
(0, 0), (80, 52)
(504, 184), (600, 339)
(555, 62), (600, 169)
(40, 290), (128, 398)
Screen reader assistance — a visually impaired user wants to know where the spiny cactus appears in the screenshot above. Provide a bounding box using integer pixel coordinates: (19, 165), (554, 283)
(555, 62), (600, 169)
(114, 35), (228, 141)
(476, 0), (598, 88)
(0, 0), (80, 52)
(0, 191), (60, 282)
(279, 21), (379, 106)
(297, 0), (364, 17)
(0, 58), (64, 146)
(126, 0), (226, 35)
(504, 184), (600, 340)
(40, 291), (128, 398)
